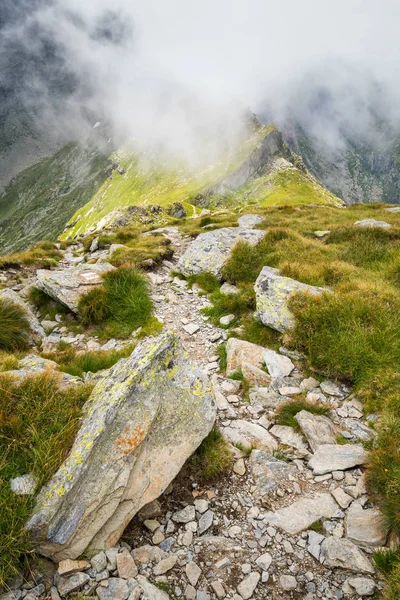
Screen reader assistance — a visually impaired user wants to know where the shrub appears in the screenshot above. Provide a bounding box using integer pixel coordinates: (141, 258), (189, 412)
(78, 267), (153, 339)
(190, 428), (232, 480)
(0, 373), (93, 585)
(0, 299), (31, 351)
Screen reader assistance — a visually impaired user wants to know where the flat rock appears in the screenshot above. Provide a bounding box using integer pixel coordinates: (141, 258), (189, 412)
(237, 572), (260, 600)
(280, 575), (297, 591)
(308, 444), (368, 474)
(198, 510), (214, 535)
(226, 338), (266, 375)
(116, 552), (138, 578)
(36, 262), (115, 313)
(270, 425), (308, 451)
(0, 288), (45, 343)
(264, 493), (338, 534)
(57, 572), (90, 597)
(241, 363), (271, 387)
(177, 227), (265, 279)
(255, 553), (272, 571)
(238, 214), (264, 228)
(319, 537), (374, 573)
(345, 502), (387, 549)
(345, 576), (376, 596)
(250, 450), (296, 497)
(173, 505), (196, 523)
(331, 487), (353, 509)
(223, 420), (278, 452)
(96, 578), (130, 600)
(295, 411), (337, 452)
(263, 350), (295, 378)
(354, 219), (391, 229)
(57, 558), (90, 575)
(27, 332), (216, 561)
(153, 554), (177, 575)
(254, 266), (328, 332)
(249, 388), (282, 408)
(10, 473), (37, 495)
(137, 575), (170, 600)
(186, 561), (202, 586)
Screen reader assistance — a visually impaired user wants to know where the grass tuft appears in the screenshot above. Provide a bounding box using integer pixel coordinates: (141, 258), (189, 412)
(190, 428), (232, 481)
(275, 399), (329, 432)
(0, 299), (31, 352)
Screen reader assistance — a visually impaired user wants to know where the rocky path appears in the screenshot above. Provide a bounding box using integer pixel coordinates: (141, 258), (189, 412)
(1, 227), (387, 600)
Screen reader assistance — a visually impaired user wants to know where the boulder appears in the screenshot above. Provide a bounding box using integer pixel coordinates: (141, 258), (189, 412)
(250, 450), (297, 497)
(177, 228), (265, 279)
(270, 425), (308, 451)
(345, 502), (387, 549)
(294, 411), (337, 452)
(167, 202), (186, 219)
(27, 332), (216, 561)
(0, 288), (45, 343)
(238, 214), (264, 228)
(264, 493), (338, 534)
(308, 444), (368, 475)
(226, 338), (266, 376)
(263, 350), (295, 378)
(354, 219), (391, 229)
(36, 262), (115, 313)
(254, 266), (328, 332)
(344, 577), (376, 596)
(319, 537), (374, 573)
(6, 355), (82, 389)
(223, 420), (278, 452)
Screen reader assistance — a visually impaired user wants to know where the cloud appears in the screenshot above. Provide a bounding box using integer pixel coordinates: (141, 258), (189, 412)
(1, 0), (399, 169)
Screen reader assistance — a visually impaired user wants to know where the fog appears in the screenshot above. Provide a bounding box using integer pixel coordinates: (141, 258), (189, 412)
(1, 0), (399, 168)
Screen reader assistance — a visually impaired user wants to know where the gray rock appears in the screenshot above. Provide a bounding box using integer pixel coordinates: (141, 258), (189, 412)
(319, 537), (374, 573)
(116, 551), (138, 578)
(226, 338), (266, 376)
(10, 473), (37, 495)
(345, 576), (376, 596)
(177, 228), (265, 279)
(220, 314), (235, 326)
(0, 288), (45, 343)
(331, 487), (353, 509)
(167, 202), (186, 219)
(153, 554), (177, 575)
(345, 502), (387, 549)
(237, 572), (260, 599)
(36, 262), (115, 313)
(279, 575), (297, 591)
(255, 552), (272, 571)
(385, 206), (400, 212)
(173, 505), (196, 523)
(354, 219), (391, 229)
(198, 510), (214, 535)
(249, 388), (282, 408)
(183, 323), (200, 335)
(137, 575), (170, 600)
(223, 420), (278, 452)
(269, 425), (308, 451)
(57, 572), (90, 597)
(263, 350), (295, 377)
(220, 282), (239, 295)
(307, 530), (325, 560)
(254, 266), (328, 332)
(295, 411), (337, 452)
(308, 444), (368, 474)
(27, 332), (216, 561)
(238, 214), (264, 228)
(186, 561), (202, 586)
(264, 493), (338, 534)
(250, 450), (297, 497)
(89, 237), (99, 253)
(320, 380), (346, 397)
(96, 578), (130, 600)
(91, 551), (107, 573)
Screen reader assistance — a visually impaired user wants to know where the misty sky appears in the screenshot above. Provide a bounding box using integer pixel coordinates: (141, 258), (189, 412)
(1, 0), (399, 162)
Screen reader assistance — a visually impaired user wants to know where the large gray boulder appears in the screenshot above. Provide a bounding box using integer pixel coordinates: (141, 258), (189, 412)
(254, 266), (328, 332)
(36, 262), (115, 313)
(0, 288), (45, 343)
(177, 228), (265, 279)
(27, 332), (216, 561)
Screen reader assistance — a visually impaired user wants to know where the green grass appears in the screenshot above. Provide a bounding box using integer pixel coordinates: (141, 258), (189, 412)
(0, 373), (93, 585)
(190, 428), (232, 481)
(109, 233), (173, 269)
(78, 267), (153, 339)
(42, 346), (134, 378)
(275, 399), (329, 432)
(0, 241), (62, 270)
(374, 549), (400, 600)
(0, 299), (31, 352)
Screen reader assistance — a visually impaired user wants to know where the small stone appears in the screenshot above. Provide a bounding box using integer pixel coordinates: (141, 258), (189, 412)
(144, 519), (160, 532)
(237, 572), (260, 599)
(233, 458), (246, 476)
(184, 585), (196, 600)
(354, 219), (391, 229)
(183, 323), (200, 335)
(263, 350), (295, 378)
(220, 283), (240, 295)
(186, 562), (202, 587)
(320, 380), (345, 397)
(91, 551), (108, 573)
(220, 314), (235, 326)
(319, 537), (374, 573)
(345, 576), (376, 596)
(255, 553), (272, 571)
(57, 559), (90, 575)
(116, 552), (138, 579)
(300, 377), (320, 391)
(198, 510), (214, 534)
(331, 487), (353, 509)
(279, 575), (297, 591)
(153, 555), (178, 575)
(152, 530), (165, 544)
(10, 474), (37, 495)
(211, 580), (226, 599)
(173, 505), (196, 523)
(309, 444), (368, 474)
(57, 573), (90, 597)
(194, 499), (209, 514)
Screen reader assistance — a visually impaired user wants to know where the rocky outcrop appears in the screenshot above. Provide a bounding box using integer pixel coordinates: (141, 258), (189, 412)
(177, 228), (265, 279)
(36, 262), (115, 313)
(27, 332), (216, 561)
(254, 266), (328, 332)
(0, 288), (45, 343)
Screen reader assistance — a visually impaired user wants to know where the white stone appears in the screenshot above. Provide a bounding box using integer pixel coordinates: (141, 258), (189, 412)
(263, 350), (295, 378)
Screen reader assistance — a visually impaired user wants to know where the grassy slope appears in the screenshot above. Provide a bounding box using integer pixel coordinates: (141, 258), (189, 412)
(62, 126), (342, 240)
(0, 143), (109, 254)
